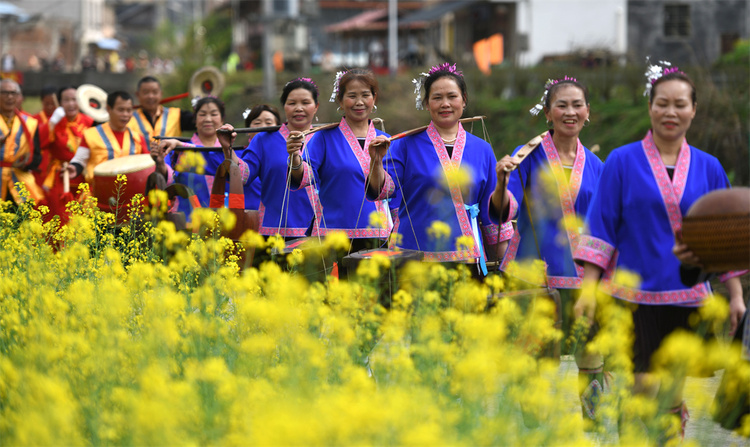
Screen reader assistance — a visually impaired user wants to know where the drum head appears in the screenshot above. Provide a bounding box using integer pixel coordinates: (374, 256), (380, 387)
(94, 154), (155, 177)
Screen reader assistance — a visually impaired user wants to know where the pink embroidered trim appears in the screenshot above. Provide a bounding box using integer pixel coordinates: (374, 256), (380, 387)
(498, 221), (514, 242)
(548, 276), (582, 289)
(426, 122), (478, 259)
(481, 224), (499, 245)
(542, 133), (585, 275)
(423, 250), (478, 263)
(574, 235), (615, 270)
(259, 226), (308, 237)
(599, 280), (709, 305)
(312, 227), (390, 239)
(719, 270), (749, 282)
(505, 192), (519, 223)
(641, 130), (691, 235)
(499, 230), (521, 271)
(374, 171), (395, 201)
(338, 117), (376, 177)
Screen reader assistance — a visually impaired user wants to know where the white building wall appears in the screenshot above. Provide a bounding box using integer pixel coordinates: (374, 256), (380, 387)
(514, 0), (627, 66)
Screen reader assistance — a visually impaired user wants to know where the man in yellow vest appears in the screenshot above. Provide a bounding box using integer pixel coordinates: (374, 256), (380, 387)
(67, 91), (149, 182)
(127, 76), (195, 140)
(0, 79), (43, 203)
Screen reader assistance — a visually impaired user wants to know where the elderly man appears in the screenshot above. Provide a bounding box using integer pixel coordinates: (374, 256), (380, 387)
(127, 75), (195, 140)
(67, 91), (149, 182)
(0, 79), (43, 203)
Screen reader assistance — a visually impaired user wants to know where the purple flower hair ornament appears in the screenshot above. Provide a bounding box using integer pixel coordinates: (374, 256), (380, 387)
(643, 57), (684, 97)
(287, 77), (318, 91)
(529, 76), (578, 116)
(412, 63), (463, 110)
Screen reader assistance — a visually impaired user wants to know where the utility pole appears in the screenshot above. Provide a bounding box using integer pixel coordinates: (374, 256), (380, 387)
(263, 0), (275, 100)
(388, 0), (398, 75)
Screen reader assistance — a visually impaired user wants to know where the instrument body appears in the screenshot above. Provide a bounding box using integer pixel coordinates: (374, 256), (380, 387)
(93, 154), (155, 215)
(681, 187), (750, 272)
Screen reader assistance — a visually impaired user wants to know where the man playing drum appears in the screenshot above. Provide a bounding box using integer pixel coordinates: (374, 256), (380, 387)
(127, 76), (195, 140)
(0, 79), (43, 204)
(66, 91), (149, 182)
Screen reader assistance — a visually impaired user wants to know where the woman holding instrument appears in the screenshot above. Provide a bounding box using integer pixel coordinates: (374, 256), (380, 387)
(494, 76), (605, 430)
(155, 96), (246, 217)
(215, 78), (320, 238)
(367, 63), (501, 275)
(286, 69), (392, 253)
(573, 63), (745, 442)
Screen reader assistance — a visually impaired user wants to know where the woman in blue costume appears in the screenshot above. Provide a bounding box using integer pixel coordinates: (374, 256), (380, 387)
(367, 63), (501, 276)
(286, 69), (393, 255)
(154, 97), (256, 214)
(573, 65), (746, 442)
(216, 78), (320, 239)
(495, 77), (605, 429)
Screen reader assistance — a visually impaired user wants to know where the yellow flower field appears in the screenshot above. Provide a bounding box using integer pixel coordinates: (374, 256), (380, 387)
(0, 183), (748, 446)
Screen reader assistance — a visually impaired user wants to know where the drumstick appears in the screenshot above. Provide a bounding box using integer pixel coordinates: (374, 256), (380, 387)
(62, 161), (70, 193)
(503, 131), (549, 172)
(369, 116), (486, 147)
(135, 92), (190, 109)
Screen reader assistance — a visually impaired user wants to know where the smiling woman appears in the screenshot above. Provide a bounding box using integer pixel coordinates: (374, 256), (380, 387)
(572, 62), (746, 443)
(494, 76), (605, 429)
(285, 69), (395, 266)
(366, 63), (502, 276)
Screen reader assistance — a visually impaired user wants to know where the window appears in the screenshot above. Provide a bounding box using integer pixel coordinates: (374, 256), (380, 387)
(664, 4), (691, 37)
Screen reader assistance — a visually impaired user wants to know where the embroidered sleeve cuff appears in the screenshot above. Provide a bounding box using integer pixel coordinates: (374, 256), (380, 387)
(291, 162), (312, 190)
(573, 235), (615, 270)
(371, 172), (395, 201)
(165, 164), (175, 185)
(481, 224), (499, 245)
(506, 193), (519, 223)
(238, 158), (250, 185)
(498, 221), (514, 242)
(719, 270), (748, 282)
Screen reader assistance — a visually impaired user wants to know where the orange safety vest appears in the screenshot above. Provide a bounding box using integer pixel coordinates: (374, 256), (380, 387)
(83, 122), (147, 182)
(127, 105), (182, 140)
(0, 112), (43, 203)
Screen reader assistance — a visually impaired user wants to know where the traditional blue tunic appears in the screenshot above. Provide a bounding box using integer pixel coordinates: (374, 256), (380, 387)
(574, 131), (742, 305)
(371, 122), (499, 265)
(295, 117), (392, 239)
(499, 131), (604, 289)
(240, 124), (319, 237)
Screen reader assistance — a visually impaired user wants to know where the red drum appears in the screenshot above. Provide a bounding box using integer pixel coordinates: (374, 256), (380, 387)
(93, 154), (155, 214)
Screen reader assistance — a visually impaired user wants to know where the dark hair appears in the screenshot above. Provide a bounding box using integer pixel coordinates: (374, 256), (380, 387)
(650, 71), (696, 105)
(280, 78), (319, 105)
(422, 68), (468, 108)
(192, 96), (225, 119)
(41, 85), (57, 101)
(107, 91), (133, 108)
(137, 76), (161, 91)
(244, 104), (281, 127)
(336, 68), (379, 104)
(56, 85), (77, 103)
(544, 79), (590, 110)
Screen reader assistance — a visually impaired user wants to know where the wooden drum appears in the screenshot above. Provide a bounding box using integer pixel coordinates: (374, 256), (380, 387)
(681, 187), (750, 272)
(93, 154), (155, 214)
